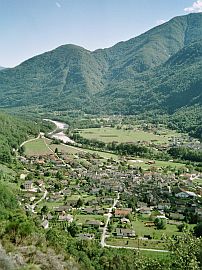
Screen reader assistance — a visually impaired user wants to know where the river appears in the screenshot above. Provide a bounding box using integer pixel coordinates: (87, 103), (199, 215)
(43, 119), (75, 144)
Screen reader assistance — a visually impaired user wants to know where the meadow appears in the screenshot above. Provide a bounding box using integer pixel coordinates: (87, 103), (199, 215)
(78, 127), (181, 144)
(24, 138), (186, 170)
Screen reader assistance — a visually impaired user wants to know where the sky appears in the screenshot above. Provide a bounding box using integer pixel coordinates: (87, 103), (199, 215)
(0, 0), (202, 67)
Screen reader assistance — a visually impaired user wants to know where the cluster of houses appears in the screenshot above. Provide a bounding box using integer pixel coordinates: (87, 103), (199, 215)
(18, 146), (202, 242)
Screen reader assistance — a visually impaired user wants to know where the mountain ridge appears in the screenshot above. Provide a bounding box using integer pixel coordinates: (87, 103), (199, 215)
(0, 13), (201, 137)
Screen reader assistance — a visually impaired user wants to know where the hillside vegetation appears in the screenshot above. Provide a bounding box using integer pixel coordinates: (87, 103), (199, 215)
(0, 13), (201, 137)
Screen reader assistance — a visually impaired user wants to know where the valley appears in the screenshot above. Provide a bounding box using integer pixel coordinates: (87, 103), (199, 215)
(17, 117), (201, 254)
(0, 9), (201, 270)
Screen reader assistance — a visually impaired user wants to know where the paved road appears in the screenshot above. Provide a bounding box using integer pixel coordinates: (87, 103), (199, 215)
(101, 193), (120, 247)
(100, 193), (169, 253)
(104, 244), (169, 252)
(26, 189), (48, 213)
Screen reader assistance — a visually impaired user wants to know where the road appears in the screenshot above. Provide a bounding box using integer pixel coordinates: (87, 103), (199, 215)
(101, 192), (120, 247)
(20, 133), (41, 148)
(26, 189), (48, 213)
(104, 244), (169, 252)
(100, 192), (169, 253)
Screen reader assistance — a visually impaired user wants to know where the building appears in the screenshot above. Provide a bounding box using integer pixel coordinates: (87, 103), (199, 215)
(24, 181), (33, 190)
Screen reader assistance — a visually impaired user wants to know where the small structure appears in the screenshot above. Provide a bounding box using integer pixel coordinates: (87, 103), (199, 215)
(24, 181), (33, 191)
(121, 217), (130, 224)
(175, 191), (197, 198)
(114, 208), (132, 217)
(58, 214), (73, 223)
(77, 233), (95, 240)
(41, 220), (49, 229)
(115, 228), (135, 238)
(85, 220), (104, 228)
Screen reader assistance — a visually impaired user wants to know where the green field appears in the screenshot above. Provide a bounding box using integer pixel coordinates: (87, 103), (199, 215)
(23, 138), (186, 170)
(106, 238), (166, 250)
(78, 127), (181, 144)
(128, 159), (186, 170)
(24, 137), (118, 159)
(24, 138), (52, 156)
(132, 219), (181, 239)
(75, 214), (105, 224)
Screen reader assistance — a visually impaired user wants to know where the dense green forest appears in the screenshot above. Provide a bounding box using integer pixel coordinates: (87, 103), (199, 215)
(0, 112), (53, 163)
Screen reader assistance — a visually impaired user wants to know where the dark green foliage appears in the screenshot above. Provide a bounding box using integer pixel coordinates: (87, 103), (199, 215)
(154, 218), (166, 230)
(0, 182), (18, 219)
(0, 112), (39, 163)
(193, 222), (202, 237)
(168, 147), (202, 162)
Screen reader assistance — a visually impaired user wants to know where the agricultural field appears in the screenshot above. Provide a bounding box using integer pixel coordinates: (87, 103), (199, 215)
(78, 127), (182, 144)
(132, 219), (181, 239)
(23, 138), (186, 171)
(128, 158), (186, 170)
(24, 138), (52, 156)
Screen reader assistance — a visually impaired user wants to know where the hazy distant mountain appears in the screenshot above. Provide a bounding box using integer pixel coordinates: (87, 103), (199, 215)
(0, 13), (201, 136)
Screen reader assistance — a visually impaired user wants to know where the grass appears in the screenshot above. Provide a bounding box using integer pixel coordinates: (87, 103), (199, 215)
(23, 138), (186, 171)
(24, 138), (52, 156)
(78, 127), (181, 144)
(128, 158), (186, 170)
(106, 238), (166, 250)
(132, 219), (182, 239)
(75, 214), (105, 224)
(140, 249), (170, 257)
(0, 164), (16, 175)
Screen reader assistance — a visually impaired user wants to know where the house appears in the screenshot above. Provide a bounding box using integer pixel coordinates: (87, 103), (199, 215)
(58, 214), (73, 223)
(85, 220), (104, 228)
(54, 206), (71, 213)
(175, 191), (197, 198)
(24, 181), (33, 190)
(82, 208), (95, 214)
(115, 228), (135, 238)
(77, 233), (95, 240)
(145, 222), (155, 227)
(155, 215), (168, 220)
(41, 220), (49, 229)
(170, 213), (185, 221)
(114, 208), (132, 217)
(121, 218), (130, 224)
(20, 174), (26, 180)
(138, 207), (153, 215)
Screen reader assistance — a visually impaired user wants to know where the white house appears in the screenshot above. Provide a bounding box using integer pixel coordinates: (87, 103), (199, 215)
(175, 191), (197, 198)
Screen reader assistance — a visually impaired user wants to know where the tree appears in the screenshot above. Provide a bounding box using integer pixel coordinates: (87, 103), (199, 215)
(193, 222), (202, 238)
(168, 232), (201, 270)
(76, 198), (83, 208)
(154, 218), (166, 230)
(41, 205), (49, 216)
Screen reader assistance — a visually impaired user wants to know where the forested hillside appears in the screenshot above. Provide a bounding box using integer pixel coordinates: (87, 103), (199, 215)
(0, 13), (201, 137)
(0, 113), (39, 163)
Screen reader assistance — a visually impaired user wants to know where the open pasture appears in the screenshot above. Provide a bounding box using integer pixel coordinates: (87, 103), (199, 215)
(78, 127), (181, 144)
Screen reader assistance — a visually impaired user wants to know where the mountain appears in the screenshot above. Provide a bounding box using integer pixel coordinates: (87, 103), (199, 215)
(0, 13), (201, 136)
(0, 66), (5, 71)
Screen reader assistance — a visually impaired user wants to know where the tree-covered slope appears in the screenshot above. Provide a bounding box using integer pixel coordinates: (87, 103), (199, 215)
(0, 112), (39, 163)
(0, 13), (201, 134)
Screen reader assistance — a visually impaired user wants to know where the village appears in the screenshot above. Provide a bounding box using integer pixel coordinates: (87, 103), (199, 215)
(18, 139), (202, 250)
